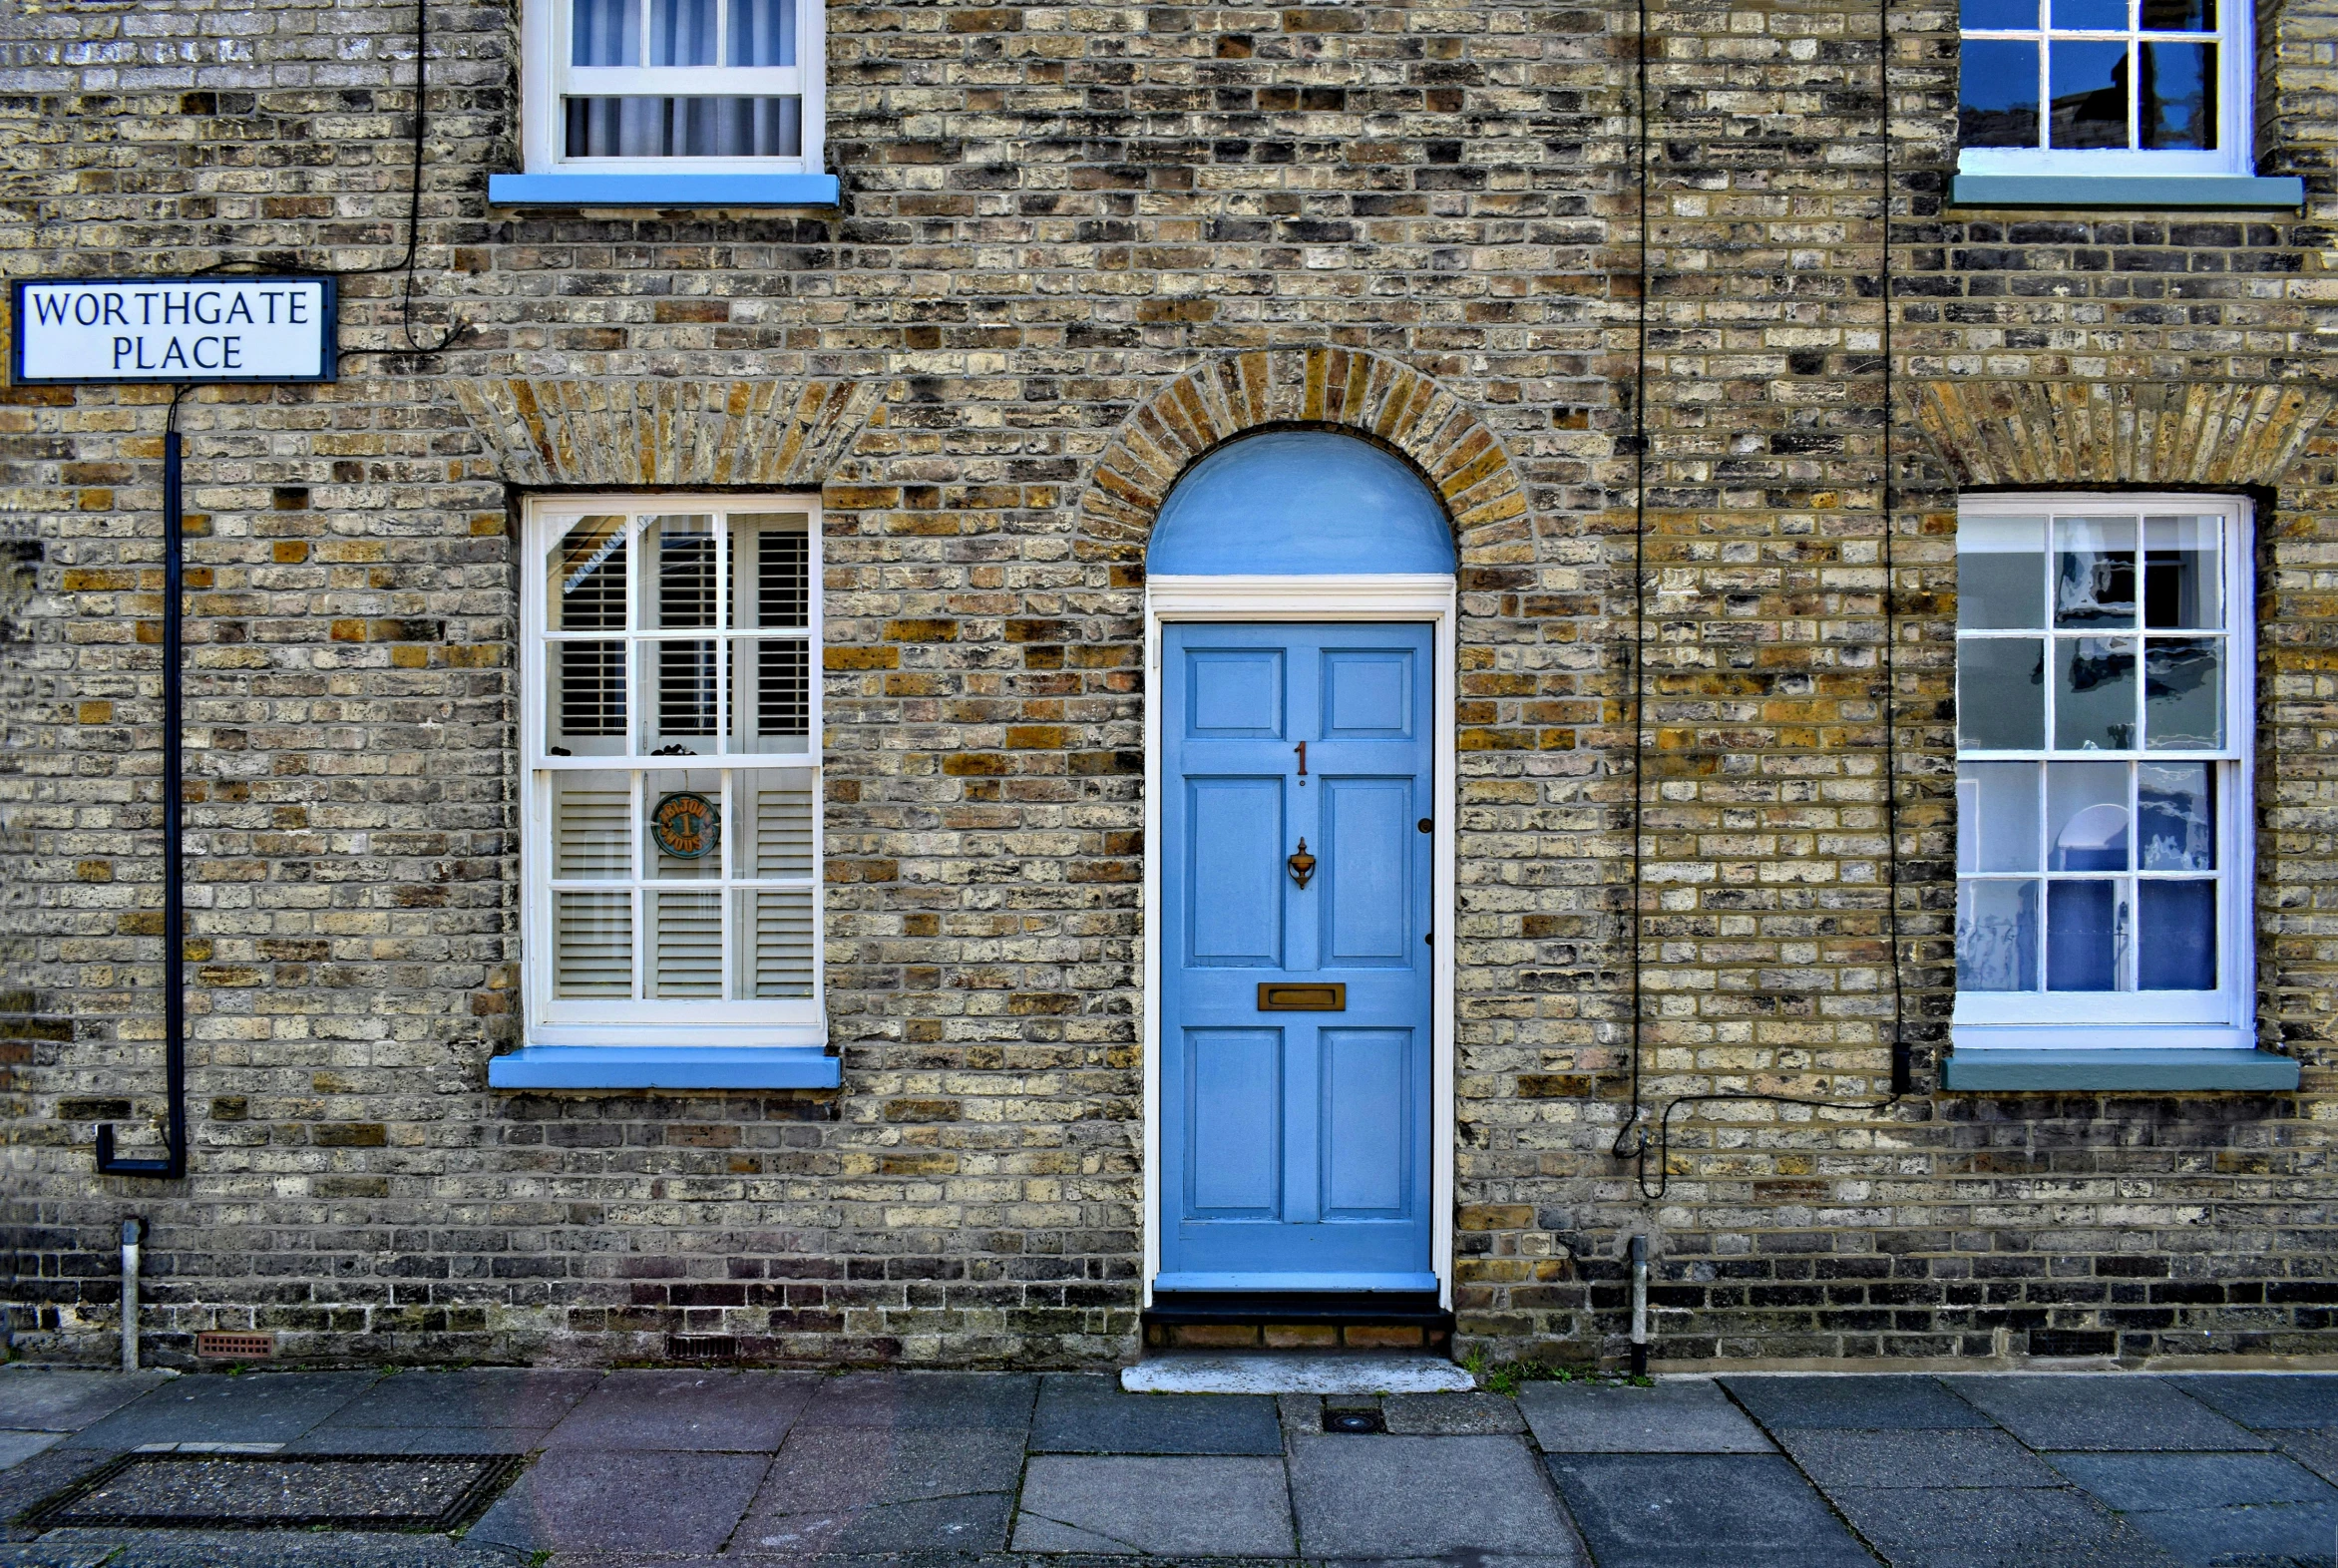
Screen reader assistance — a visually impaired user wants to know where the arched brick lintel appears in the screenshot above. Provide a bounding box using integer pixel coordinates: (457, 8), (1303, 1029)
(1912, 378), (2338, 489)
(1079, 349), (1531, 572)
(452, 378), (886, 488)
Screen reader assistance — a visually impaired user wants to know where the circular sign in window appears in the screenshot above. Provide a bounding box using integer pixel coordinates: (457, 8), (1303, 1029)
(649, 791), (720, 861)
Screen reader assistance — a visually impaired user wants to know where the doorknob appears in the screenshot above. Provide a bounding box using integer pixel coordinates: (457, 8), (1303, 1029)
(1287, 839), (1316, 890)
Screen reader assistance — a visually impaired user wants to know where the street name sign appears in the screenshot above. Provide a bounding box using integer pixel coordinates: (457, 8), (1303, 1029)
(11, 277), (337, 384)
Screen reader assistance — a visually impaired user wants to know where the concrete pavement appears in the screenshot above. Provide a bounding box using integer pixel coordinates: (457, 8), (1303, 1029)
(2, 1364), (2335, 1565)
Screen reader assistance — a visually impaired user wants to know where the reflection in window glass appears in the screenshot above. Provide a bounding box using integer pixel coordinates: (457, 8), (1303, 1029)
(2054, 636), (2138, 750)
(2143, 636), (2222, 749)
(2143, 516), (2220, 627)
(1959, 880), (2041, 990)
(1958, 515), (2047, 629)
(1960, 40), (2044, 147)
(1958, 638), (2046, 750)
(2050, 40), (2133, 150)
(2141, 42), (2215, 148)
(2139, 762), (2214, 871)
(2048, 761), (2129, 872)
(2139, 880), (2216, 988)
(1959, 762), (2043, 873)
(2047, 878), (2125, 990)
(2055, 516), (2138, 626)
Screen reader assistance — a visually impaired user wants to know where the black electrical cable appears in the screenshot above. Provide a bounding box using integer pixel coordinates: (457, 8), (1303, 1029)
(1609, 0), (1906, 1203)
(93, 0), (456, 1176)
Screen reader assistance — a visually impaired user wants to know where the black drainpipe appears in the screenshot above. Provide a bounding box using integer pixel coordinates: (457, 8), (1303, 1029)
(97, 412), (187, 1178)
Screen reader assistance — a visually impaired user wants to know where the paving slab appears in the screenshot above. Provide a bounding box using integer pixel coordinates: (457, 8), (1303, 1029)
(0, 1373), (172, 1435)
(2162, 1372), (2338, 1429)
(739, 1493), (1012, 1554)
(283, 1426), (550, 1456)
(1382, 1391), (1526, 1434)
(1547, 1453), (1874, 1568)
(1722, 1374), (1999, 1431)
(315, 1370), (597, 1432)
(2044, 1449), (2338, 1512)
(63, 1373), (379, 1450)
(1292, 1434), (1584, 1560)
(1777, 1427), (2061, 1490)
(1030, 1373), (1282, 1454)
(0, 1445), (127, 1535)
(1518, 1378), (1772, 1453)
(1824, 1483), (2186, 1568)
(1942, 1374), (2268, 1452)
(2271, 1426), (2338, 1485)
(1012, 1454), (1294, 1555)
(791, 1372), (1036, 1430)
(1120, 1354), (1473, 1394)
(747, 1425), (1025, 1511)
(542, 1370), (813, 1451)
(464, 1447), (767, 1554)
(2117, 1499), (2338, 1567)
(0, 1435), (60, 1473)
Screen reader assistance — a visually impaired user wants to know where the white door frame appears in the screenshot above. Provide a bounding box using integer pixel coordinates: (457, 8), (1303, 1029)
(1141, 573), (1459, 1310)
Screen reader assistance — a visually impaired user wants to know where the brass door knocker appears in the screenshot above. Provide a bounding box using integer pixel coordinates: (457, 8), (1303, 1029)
(1287, 839), (1317, 889)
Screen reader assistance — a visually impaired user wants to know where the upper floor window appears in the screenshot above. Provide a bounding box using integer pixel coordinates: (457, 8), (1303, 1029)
(1958, 0), (2252, 176)
(522, 0), (825, 175)
(1953, 495), (2253, 1048)
(523, 496), (823, 1048)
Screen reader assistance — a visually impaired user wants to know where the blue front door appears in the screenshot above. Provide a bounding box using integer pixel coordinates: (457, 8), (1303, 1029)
(1159, 621), (1435, 1293)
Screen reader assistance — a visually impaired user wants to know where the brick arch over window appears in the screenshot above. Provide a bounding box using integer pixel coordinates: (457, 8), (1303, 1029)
(1078, 349), (1530, 576)
(1912, 378), (2338, 488)
(452, 378), (885, 488)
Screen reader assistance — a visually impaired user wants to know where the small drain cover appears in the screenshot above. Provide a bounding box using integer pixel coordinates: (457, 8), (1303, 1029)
(17, 1452), (523, 1532)
(1325, 1407), (1386, 1433)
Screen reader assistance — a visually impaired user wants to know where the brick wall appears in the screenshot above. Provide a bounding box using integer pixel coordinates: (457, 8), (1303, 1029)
(3, 0), (2337, 1370)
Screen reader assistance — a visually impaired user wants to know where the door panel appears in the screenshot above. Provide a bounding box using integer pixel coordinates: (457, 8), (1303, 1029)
(1187, 1028), (1284, 1215)
(1186, 778), (1284, 967)
(1322, 776), (1412, 966)
(1323, 1028), (1412, 1216)
(1160, 621), (1435, 1294)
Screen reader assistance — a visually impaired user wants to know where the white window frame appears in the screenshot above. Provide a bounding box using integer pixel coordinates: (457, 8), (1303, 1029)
(521, 494), (824, 1048)
(1957, 0), (2253, 177)
(520, 0), (827, 176)
(1952, 492), (2254, 1052)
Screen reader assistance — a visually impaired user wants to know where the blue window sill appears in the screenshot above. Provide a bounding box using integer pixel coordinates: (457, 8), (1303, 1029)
(1949, 174), (2305, 210)
(488, 1044), (840, 1090)
(487, 174), (841, 208)
(1943, 1048), (2298, 1092)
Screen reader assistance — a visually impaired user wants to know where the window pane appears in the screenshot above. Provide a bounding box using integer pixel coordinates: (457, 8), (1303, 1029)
(1959, 762), (2043, 873)
(2143, 516), (2219, 628)
(2140, 42), (2214, 148)
(548, 516), (628, 631)
(2139, 761), (2214, 870)
(642, 517), (718, 630)
(2050, 41), (2133, 150)
(1958, 515), (2047, 629)
(1960, 40), (2043, 148)
(2143, 636), (2222, 749)
(554, 891), (633, 997)
(1963, 0), (2039, 24)
(737, 778), (814, 878)
(649, 889), (724, 996)
(643, 639), (720, 753)
(552, 772), (632, 878)
(1958, 638), (2046, 749)
(2047, 878), (2125, 990)
(2138, 880), (2217, 989)
(644, 770), (723, 879)
(573, 0), (640, 66)
(2054, 516), (2138, 627)
(565, 97), (804, 158)
(737, 516), (810, 629)
(2140, 0), (2211, 29)
(728, 0), (795, 65)
(739, 888), (815, 997)
(1959, 880), (2041, 990)
(551, 641), (627, 755)
(2048, 760), (2130, 872)
(2055, 636), (2138, 750)
(650, 0), (716, 65)
(732, 639), (810, 753)
(2051, 0), (2126, 26)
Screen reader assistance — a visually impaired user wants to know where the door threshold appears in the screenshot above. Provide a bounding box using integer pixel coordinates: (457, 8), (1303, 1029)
(1145, 1290), (1447, 1326)
(1122, 1352), (1475, 1395)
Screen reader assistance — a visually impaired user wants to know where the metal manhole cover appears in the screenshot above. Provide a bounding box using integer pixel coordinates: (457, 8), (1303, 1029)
(16, 1452), (525, 1532)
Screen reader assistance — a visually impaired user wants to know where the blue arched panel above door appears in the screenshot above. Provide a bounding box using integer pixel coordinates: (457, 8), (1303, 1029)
(1147, 431), (1458, 576)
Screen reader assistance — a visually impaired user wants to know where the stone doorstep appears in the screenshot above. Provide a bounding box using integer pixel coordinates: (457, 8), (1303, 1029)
(1120, 1353), (1476, 1395)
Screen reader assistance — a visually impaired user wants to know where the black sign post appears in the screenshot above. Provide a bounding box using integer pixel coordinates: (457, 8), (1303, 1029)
(12, 277), (338, 1177)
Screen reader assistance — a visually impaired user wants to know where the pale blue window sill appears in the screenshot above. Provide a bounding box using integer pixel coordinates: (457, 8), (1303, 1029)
(487, 174), (841, 208)
(1943, 1047), (2298, 1092)
(488, 1044), (841, 1090)
(1949, 174), (2305, 210)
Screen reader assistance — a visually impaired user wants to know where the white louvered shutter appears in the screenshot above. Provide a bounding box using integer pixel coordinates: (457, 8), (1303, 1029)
(749, 888), (814, 998)
(651, 890), (723, 997)
(553, 891), (631, 996)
